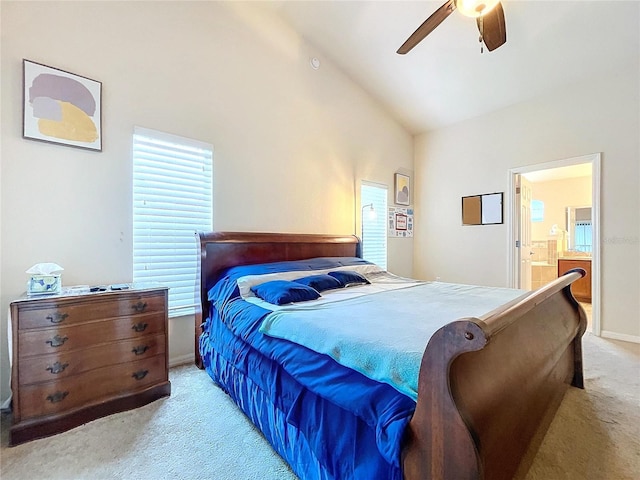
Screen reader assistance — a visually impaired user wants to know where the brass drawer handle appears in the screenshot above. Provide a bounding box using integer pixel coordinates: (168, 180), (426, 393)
(131, 322), (148, 333)
(46, 361), (69, 374)
(46, 312), (69, 324)
(132, 345), (149, 356)
(46, 335), (69, 348)
(46, 391), (69, 403)
(132, 370), (149, 380)
(132, 302), (147, 313)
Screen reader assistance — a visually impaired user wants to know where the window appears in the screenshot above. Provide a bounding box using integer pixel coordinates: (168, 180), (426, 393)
(531, 200), (544, 222)
(133, 127), (213, 317)
(574, 221), (592, 253)
(568, 206), (592, 253)
(361, 182), (387, 269)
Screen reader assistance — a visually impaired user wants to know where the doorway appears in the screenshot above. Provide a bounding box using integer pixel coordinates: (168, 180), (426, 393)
(508, 153), (601, 335)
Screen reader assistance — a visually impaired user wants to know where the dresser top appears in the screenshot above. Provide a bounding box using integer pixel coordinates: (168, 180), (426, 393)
(12, 282), (168, 304)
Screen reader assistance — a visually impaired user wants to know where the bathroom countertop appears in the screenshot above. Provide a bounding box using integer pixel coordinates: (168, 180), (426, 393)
(531, 261), (556, 267)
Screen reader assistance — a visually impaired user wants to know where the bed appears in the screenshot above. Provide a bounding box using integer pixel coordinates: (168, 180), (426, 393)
(195, 231), (587, 480)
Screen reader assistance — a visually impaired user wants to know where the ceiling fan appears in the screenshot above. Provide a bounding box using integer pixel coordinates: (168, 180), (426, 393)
(397, 0), (506, 54)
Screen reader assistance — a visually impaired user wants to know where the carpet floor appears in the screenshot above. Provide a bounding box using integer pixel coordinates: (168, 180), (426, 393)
(1, 332), (638, 480)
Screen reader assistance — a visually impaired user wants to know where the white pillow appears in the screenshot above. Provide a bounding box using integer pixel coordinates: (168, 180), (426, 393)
(237, 264), (383, 299)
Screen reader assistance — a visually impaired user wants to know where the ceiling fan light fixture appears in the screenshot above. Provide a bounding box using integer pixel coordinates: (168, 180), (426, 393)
(455, 0), (500, 18)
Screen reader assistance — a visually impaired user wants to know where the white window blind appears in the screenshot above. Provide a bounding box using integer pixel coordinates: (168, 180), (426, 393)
(361, 182), (388, 269)
(133, 126), (213, 317)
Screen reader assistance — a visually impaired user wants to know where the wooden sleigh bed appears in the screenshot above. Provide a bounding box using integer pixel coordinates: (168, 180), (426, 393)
(195, 231), (587, 480)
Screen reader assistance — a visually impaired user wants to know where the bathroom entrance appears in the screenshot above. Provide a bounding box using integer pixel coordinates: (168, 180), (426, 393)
(508, 153), (601, 334)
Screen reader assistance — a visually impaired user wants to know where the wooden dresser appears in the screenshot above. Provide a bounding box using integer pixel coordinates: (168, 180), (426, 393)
(9, 284), (171, 445)
(558, 258), (592, 303)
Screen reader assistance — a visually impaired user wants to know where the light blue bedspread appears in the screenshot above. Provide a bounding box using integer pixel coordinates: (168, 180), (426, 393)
(259, 282), (527, 400)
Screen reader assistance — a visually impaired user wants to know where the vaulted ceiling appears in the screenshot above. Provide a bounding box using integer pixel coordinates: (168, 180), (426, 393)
(262, 1), (640, 134)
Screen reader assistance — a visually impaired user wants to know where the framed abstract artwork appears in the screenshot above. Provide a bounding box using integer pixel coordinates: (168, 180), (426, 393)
(23, 59), (102, 151)
(394, 173), (410, 206)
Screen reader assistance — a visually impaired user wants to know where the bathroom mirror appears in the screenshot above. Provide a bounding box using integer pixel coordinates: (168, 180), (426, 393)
(566, 206), (592, 252)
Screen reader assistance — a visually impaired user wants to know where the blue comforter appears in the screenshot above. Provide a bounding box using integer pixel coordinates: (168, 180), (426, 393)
(202, 257), (416, 480)
(260, 281), (527, 401)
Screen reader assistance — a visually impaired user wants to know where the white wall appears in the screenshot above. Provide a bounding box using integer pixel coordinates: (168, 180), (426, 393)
(414, 64), (640, 340)
(0, 1), (414, 403)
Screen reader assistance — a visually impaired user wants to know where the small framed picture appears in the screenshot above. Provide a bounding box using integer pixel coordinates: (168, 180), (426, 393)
(394, 173), (410, 206)
(23, 59), (102, 151)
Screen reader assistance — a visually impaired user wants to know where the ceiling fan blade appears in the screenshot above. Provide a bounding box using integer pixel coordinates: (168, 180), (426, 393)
(478, 2), (506, 51)
(397, 0), (456, 55)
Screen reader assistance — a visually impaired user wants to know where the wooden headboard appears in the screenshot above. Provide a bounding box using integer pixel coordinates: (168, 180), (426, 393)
(194, 231), (361, 367)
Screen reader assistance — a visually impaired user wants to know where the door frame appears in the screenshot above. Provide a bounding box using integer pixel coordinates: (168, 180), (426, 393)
(507, 152), (601, 335)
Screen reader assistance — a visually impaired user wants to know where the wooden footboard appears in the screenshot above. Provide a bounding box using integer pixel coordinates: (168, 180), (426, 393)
(402, 269), (587, 480)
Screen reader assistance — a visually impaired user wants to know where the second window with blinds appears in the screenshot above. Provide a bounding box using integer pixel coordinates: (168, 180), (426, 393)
(361, 182), (387, 270)
(132, 126), (213, 317)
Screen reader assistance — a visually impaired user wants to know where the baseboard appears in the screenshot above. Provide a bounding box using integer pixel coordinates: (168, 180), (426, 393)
(169, 354), (194, 368)
(600, 330), (640, 344)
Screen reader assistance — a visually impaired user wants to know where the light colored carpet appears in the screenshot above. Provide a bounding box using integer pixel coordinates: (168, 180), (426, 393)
(1, 332), (638, 480)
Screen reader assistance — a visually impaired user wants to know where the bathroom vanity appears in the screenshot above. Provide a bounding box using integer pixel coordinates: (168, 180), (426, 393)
(558, 258), (592, 302)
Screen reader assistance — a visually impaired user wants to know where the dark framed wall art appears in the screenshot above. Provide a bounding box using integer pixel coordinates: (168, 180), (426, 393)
(394, 173), (410, 206)
(23, 59), (102, 151)
(462, 192), (503, 225)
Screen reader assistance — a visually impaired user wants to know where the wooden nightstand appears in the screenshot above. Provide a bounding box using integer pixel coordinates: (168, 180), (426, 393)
(9, 284), (171, 446)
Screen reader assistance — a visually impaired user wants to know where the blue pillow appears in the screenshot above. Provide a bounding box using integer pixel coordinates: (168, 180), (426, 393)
(293, 274), (343, 292)
(328, 270), (370, 287)
(251, 280), (321, 305)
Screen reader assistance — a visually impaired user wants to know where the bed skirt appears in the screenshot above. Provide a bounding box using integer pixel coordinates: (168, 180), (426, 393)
(199, 315), (405, 480)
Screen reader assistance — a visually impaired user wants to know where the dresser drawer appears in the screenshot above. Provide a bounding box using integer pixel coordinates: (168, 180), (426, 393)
(17, 292), (166, 330)
(18, 312), (166, 357)
(18, 354), (167, 419)
(18, 334), (166, 385)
